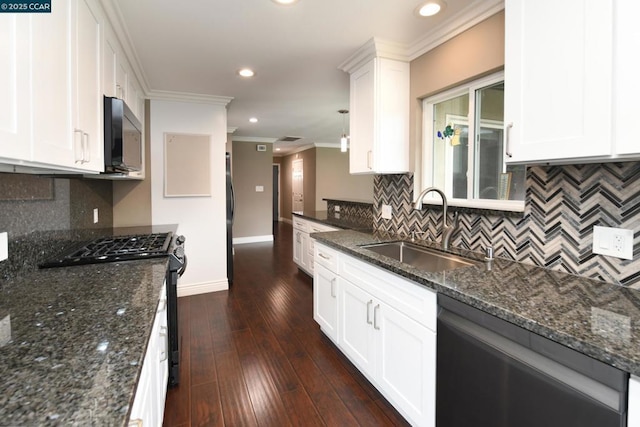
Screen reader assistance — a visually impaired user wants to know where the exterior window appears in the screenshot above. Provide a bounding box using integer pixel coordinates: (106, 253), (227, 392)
(421, 72), (525, 211)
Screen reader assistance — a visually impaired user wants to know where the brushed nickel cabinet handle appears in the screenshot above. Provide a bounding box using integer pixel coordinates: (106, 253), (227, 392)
(506, 122), (514, 158)
(366, 300), (373, 324)
(330, 278), (336, 297)
(373, 304), (380, 330)
(318, 253), (331, 260)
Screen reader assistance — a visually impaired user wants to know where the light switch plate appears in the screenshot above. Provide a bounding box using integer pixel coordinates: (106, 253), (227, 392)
(381, 204), (392, 220)
(592, 226), (634, 260)
(0, 232), (8, 262)
(93, 208), (99, 224)
(255, 185), (264, 192)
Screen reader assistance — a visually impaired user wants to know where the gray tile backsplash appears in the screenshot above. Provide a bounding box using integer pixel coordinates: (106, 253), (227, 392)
(0, 173), (113, 280)
(373, 162), (640, 288)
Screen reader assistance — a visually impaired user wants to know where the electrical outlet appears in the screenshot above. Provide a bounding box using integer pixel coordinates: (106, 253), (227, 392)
(0, 232), (7, 262)
(592, 226), (633, 260)
(381, 204), (392, 220)
(255, 185), (264, 192)
(93, 208), (99, 224)
(335, 205), (340, 213)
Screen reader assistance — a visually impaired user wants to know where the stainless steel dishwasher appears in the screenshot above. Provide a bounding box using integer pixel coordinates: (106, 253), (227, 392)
(437, 295), (629, 427)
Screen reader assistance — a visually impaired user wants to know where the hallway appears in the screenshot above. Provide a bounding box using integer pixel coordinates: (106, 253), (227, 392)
(162, 221), (409, 426)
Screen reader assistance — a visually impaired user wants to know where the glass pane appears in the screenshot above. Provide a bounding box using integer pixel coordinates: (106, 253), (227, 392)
(474, 81), (525, 202)
(475, 82), (504, 200)
(432, 93), (469, 199)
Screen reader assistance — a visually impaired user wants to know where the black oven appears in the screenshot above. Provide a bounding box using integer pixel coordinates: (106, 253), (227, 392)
(39, 230), (186, 387)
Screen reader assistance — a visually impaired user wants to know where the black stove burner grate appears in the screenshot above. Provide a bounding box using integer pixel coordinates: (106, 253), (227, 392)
(39, 232), (173, 268)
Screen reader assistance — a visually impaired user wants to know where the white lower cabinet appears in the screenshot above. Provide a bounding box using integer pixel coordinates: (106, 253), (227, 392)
(314, 242), (436, 427)
(129, 283), (169, 427)
(629, 375), (640, 427)
(293, 216), (337, 275)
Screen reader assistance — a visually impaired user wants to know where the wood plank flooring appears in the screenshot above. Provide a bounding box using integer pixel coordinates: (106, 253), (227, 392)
(163, 221), (410, 427)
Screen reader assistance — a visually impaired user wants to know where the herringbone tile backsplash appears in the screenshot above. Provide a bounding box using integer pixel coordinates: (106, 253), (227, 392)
(373, 162), (640, 288)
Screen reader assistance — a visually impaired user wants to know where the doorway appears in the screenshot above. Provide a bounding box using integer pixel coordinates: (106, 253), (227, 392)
(292, 158), (304, 212)
(272, 164), (280, 232)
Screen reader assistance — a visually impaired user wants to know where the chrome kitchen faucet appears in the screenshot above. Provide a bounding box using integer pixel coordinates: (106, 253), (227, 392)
(413, 187), (458, 251)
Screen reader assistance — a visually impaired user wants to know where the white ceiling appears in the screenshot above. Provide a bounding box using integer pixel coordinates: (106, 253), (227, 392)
(113, 0), (503, 154)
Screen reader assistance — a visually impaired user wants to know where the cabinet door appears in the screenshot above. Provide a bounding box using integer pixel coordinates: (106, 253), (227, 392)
(103, 30), (118, 98)
(613, 0), (640, 157)
(377, 302), (436, 427)
(30, 2), (77, 168)
(504, 0), (613, 164)
(73, 0), (103, 172)
(349, 58), (375, 174)
(338, 279), (376, 378)
(0, 14), (30, 161)
(313, 263), (339, 342)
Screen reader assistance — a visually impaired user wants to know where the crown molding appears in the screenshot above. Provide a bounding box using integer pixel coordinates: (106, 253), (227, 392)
(227, 127), (238, 134)
(148, 90), (234, 106)
(339, 37), (410, 73)
(232, 137), (277, 143)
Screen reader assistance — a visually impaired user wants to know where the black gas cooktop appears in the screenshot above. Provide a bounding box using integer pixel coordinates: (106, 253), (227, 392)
(39, 232), (173, 268)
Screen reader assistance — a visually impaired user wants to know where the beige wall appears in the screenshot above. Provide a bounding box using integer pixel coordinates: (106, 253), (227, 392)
(232, 141), (274, 238)
(411, 11), (505, 185)
(113, 100), (152, 227)
(315, 147), (373, 209)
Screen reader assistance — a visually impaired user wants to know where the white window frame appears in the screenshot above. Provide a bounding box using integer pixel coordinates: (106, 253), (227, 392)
(420, 71), (525, 212)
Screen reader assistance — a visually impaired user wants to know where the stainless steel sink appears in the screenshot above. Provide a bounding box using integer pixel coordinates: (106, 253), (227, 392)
(360, 241), (475, 272)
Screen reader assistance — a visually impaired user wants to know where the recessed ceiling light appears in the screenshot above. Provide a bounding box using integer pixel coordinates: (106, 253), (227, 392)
(271, 0), (299, 5)
(249, 117), (258, 123)
(275, 148), (281, 151)
(238, 68), (255, 78)
(415, 0), (446, 17)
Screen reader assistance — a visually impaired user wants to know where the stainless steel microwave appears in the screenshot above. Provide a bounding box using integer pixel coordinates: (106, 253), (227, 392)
(103, 96), (142, 173)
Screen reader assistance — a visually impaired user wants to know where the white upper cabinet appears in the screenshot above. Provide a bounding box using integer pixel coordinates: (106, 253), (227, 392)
(504, 0), (613, 165)
(341, 41), (410, 174)
(0, 15), (30, 161)
(72, 0), (104, 172)
(505, 0), (639, 165)
(612, 0), (640, 157)
(0, 0), (104, 173)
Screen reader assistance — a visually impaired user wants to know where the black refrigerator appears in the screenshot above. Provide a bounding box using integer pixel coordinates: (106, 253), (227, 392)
(225, 152), (234, 286)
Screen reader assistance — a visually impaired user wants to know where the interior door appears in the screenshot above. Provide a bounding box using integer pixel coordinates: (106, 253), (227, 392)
(292, 158), (304, 212)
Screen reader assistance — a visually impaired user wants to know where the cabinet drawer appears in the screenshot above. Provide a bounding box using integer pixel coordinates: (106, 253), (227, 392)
(309, 222), (338, 233)
(292, 216), (308, 232)
(315, 243), (339, 273)
(339, 254), (436, 331)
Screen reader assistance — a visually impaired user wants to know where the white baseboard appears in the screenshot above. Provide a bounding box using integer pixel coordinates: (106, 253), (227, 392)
(233, 235), (274, 245)
(177, 279), (229, 297)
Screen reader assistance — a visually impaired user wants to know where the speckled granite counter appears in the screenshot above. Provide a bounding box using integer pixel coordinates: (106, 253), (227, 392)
(0, 225), (177, 426)
(292, 210), (372, 231)
(311, 229), (640, 377)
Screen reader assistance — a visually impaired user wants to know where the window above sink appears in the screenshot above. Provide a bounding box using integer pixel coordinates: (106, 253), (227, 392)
(418, 71), (525, 212)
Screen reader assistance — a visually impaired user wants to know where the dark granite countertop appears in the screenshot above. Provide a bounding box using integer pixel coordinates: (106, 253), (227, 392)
(0, 225), (177, 426)
(311, 229), (640, 377)
(292, 210), (372, 231)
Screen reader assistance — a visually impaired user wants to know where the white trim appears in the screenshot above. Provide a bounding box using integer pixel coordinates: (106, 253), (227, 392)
(281, 217), (293, 225)
(233, 235), (274, 245)
(408, 0), (505, 60)
(177, 279), (229, 297)
(147, 90), (233, 106)
(227, 127), (238, 134)
(314, 142), (341, 149)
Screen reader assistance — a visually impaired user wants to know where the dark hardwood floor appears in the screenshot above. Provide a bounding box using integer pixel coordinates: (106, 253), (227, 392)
(162, 221), (410, 426)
